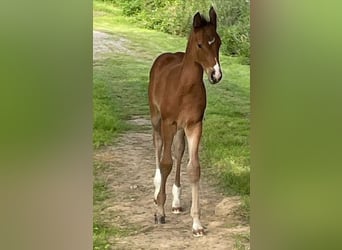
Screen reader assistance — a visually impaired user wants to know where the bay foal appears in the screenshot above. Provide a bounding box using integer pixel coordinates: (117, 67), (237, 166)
(148, 7), (222, 236)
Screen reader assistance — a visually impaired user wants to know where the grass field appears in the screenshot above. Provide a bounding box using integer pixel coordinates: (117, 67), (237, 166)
(93, 0), (250, 247)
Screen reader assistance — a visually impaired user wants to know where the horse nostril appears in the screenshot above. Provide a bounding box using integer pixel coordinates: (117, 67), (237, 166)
(218, 72), (222, 82)
(211, 71), (215, 80)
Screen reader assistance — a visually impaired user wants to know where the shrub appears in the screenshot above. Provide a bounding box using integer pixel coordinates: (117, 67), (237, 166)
(121, 0), (143, 16)
(104, 0), (250, 63)
(220, 21), (250, 64)
(214, 0), (250, 63)
(97, 0), (250, 62)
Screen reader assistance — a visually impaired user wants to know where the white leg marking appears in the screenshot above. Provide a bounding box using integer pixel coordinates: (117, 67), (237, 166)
(190, 176), (203, 236)
(172, 184), (181, 210)
(192, 218), (203, 231)
(154, 168), (161, 200)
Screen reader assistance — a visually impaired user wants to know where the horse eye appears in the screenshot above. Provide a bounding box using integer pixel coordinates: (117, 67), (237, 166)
(197, 44), (202, 48)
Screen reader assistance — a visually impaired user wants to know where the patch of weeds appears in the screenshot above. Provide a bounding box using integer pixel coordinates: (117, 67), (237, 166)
(93, 220), (136, 250)
(93, 222), (112, 250)
(93, 64), (129, 148)
(233, 232), (250, 250)
(93, 161), (140, 249)
(94, 179), (109, 203)
(93, 81), (121, 148)
(93, 177), (113, 250)
(240, 195), (250, 223)
(221, 166), (250, 196)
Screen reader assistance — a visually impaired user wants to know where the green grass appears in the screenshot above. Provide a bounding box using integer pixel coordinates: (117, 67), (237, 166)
(93, 74), (126, 148)
(93, 0), (250, 235)
(233, 232), (250, 250)
(93, 1), (186, 58)
(93, 55), (152, 147)
(203, 59), (250, 196)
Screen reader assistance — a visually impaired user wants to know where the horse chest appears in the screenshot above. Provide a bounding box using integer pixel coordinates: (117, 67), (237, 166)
(159, 92), (206, 129)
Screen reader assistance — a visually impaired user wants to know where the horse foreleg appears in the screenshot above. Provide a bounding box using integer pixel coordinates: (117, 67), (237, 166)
(155, 121), (175, 224)
(185, 122), (204, 236)
(171, 129), (185, 214)
(153, 126), (163, 202)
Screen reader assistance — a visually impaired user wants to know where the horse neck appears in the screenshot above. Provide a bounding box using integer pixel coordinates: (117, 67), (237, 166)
(181, 37), (203, 83)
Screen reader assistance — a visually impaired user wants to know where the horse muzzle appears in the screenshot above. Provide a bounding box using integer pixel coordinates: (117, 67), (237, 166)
(205, 57), (222, 84)
(209, 69), (222, 84)
(207, 64), (222, 84)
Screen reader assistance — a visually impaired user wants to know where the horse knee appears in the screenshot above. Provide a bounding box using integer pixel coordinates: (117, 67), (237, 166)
(187, 162), (200, 183)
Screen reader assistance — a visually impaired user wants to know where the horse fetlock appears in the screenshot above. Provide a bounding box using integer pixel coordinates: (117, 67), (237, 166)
(172, 184), (182, 213)
(192, 218), (204, 236)
(154, 213), (166, 224)
(154, 168), (161, 200)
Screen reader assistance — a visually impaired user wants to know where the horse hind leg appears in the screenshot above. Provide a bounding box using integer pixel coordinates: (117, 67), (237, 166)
(171, 129), (185, 214)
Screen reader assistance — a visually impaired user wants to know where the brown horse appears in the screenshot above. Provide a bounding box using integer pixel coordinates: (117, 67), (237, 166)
(148, 7), (222, 237)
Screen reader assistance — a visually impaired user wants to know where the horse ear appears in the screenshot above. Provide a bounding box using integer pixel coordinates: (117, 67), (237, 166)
(193, 12), (202, 29)
(209, 6), (217, 29)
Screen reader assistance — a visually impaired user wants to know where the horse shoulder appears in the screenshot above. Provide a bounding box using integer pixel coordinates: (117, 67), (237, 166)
(151, 52), (184, 71)
(150, 52), (184, 93)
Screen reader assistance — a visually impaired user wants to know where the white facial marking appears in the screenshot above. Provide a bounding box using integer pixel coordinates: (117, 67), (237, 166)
(172, 184), (181, 208)
(154, 169), (161, 200)
(208, 37), (215, 45)
(213, 58), (221, 80)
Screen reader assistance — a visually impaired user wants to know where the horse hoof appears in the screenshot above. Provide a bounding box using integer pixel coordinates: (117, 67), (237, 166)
(192, 228), (205, 237)
(171, 207), (183, 214)
(154, 214), (166, 224)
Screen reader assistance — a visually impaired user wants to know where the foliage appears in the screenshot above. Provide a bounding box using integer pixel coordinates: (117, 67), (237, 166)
(97, 0), (250, 64)
(121, 0), (142, 16)
(215, 0), (250, 64)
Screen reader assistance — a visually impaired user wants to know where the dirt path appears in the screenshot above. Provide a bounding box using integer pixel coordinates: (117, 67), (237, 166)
(94, 31), (249, 249)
